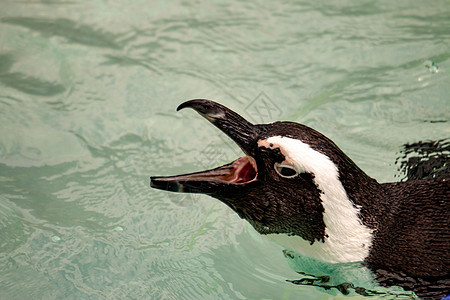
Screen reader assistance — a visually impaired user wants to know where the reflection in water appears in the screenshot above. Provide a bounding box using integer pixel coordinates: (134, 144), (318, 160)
(396, 139), (450, 181)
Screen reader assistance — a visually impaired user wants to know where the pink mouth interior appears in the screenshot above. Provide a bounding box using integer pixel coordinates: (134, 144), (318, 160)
(224, 156), (257, 183)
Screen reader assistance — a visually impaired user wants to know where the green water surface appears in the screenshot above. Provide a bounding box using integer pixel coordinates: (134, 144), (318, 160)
(1, 1), (449, 299)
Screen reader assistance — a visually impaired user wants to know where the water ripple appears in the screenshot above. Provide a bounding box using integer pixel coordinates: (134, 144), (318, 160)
(0, 1), (448, 298)
(2, 17), (123, 49)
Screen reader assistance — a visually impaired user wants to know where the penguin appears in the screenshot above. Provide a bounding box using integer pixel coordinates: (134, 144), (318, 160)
(150, 99), (449, 299)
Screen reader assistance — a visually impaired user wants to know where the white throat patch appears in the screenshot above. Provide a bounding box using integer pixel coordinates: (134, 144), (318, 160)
(258, 136), (373, 263)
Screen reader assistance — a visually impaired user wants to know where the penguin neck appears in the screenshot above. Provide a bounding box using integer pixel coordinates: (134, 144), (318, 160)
(333, 154), (390, 232)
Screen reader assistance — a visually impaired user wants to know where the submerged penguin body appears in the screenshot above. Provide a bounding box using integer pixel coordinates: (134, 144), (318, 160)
(150, 100), (449, 299)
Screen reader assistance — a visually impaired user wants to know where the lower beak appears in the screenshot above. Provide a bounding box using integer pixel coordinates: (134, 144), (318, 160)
(150, 156), (257, 194)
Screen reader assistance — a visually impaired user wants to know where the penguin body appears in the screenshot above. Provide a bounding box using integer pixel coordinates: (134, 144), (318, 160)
(150, 100), (449, 299)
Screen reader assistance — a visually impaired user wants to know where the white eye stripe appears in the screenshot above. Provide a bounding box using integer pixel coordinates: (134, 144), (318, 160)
(274, 163), (299, 178)
(263, 135), (373, 263)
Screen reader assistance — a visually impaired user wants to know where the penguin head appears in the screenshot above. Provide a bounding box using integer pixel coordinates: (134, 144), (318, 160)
(151, 100), (374, 249)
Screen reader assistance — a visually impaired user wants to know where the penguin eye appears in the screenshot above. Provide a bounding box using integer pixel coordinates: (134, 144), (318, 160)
(274, 163), (299, 178)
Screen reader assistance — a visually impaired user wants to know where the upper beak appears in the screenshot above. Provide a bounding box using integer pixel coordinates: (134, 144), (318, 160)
(176, 99), (258, 155)
(150, 99), (259, 194)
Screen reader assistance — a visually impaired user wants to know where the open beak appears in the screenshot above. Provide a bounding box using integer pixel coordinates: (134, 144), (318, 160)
(150, 99), (259, 194)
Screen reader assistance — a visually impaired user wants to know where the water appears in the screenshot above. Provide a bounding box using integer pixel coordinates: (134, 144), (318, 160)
(0, 1), (449, 299)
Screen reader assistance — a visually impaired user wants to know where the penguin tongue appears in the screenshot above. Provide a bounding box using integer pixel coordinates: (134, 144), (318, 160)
(224, 156), (257, 183)
(150, 156), (257, 193)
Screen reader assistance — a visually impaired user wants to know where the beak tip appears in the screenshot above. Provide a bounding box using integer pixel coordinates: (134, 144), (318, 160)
(150, 176), (182, 192)
(176, 99), (209, 112)
(149, 176), (156, 188)
(176, 103), (186, 112)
